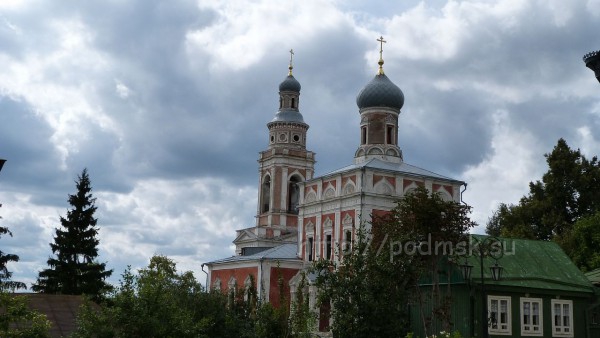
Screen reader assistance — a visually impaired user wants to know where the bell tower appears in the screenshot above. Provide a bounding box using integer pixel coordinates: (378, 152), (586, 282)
(355, 36), (405, 164)
(257, 50), (315, 236)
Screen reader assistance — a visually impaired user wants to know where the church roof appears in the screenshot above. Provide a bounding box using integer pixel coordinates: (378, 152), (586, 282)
(271, 109), (305, 123)
(322, 158), (463, 184)
(356, 73), (404, 110)
(205, 243), (299, 265)
(279, 74), (301, 92)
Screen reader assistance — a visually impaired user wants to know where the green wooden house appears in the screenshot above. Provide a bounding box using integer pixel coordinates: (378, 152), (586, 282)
(584, 268), (600, 337)
(410, 235), (597, 338)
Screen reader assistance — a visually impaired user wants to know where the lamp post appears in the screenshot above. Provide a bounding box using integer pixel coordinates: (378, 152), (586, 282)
(459, 236), (504, 338)
(583, 50), (600, 83)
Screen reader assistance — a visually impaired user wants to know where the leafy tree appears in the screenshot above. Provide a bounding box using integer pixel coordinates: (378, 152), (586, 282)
(313, 187), (475, 338)
(0, 205), (26, 291)
(312, 224), (414, 338)
(254, 268), (292, 338)
(373, 186), (475, 335)
(0, 292), (51, 337)
(486, 138), (600, 267)
(73, 255), (234, 338)
(32, 169), (112, 299)
(562, 211), (600, 272)
(289, 272), (315, 337)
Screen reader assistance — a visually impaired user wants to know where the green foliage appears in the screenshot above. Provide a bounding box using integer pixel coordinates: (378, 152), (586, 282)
(0, 292), (51, 337)
(72, 255), (234, 338)
(289, 272), (315, 337)
(562, 211), (600, 272)
(405, 330), (463, 338)
(72, 255), (301, 338)
(254, 267), (293, 338)
(313, 187), (475, 338)
(33, 169), (112, 299)
(312, 225), (413, 338)
(0, 206), (26, 291)
(486, 138), (600, 269)
(375, 187), (474, 336)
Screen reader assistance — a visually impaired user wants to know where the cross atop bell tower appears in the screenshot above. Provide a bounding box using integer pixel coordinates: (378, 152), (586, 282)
(377, 36), (386, 75)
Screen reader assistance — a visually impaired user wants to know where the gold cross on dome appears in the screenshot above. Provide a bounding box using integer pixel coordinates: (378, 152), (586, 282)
(377, 36), (386, 59)
(377, 36), (386, 75)
(288, 49), (294, 75)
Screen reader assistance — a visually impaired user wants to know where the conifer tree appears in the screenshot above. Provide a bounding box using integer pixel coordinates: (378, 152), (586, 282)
(32, 169), (112, 299)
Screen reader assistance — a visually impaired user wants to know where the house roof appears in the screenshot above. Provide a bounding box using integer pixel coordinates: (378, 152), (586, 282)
(464, 235), (594, 294)
(13, 293), (94, 338)
(205, 243), (300, 265)
(585, 268), (600, 286)
(320, 158), (463, 184)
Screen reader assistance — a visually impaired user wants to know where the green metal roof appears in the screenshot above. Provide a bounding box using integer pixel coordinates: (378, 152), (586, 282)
(585, 268), (600, 286)
(463, 235), (594, 294)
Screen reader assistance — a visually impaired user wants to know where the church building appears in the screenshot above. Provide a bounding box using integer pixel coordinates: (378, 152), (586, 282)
(204, 38), (465, 315)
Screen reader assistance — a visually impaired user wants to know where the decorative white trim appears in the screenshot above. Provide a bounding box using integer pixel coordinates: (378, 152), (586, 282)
(305, 220), (315, 232)
(374, 180), (394, 195)
(403, 182), (419, 196)
(343, 182), (356, 195)
(342, 213), (354, 226)
(305, 190), (317, 203)
(323, 217), (333, 230)
(323, 187), (336, 199)
(435, 186), (453, 201)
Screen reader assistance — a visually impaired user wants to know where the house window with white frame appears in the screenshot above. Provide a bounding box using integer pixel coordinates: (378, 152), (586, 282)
(521, 297), (543, 336)
(489, 295), (511, 335)
(551, 299), (573, 337)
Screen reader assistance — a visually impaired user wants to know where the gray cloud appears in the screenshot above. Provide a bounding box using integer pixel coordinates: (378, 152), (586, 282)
(1, 0), (600, 285)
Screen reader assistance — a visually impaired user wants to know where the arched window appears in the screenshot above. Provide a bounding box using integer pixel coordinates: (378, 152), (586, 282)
(244, 275), (254, 302)
(261, 175), (271, 213)
(288, 175), (301, 214)
(361, 126), (367, 145)
(386, 125), (394, 144)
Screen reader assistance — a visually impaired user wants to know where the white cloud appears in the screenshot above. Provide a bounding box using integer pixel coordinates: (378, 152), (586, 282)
(186, 0), (351, 72)
(576, 126), (600, 158)
(115, 80), (132, 99)
(1, 0), (600, 288)
(94, 177), (257, 282)
(0, 18), (119, 169)
(462, 110), (544, 232)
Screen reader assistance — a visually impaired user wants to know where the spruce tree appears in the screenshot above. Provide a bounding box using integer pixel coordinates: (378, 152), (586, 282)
(32, 169), (112, 299)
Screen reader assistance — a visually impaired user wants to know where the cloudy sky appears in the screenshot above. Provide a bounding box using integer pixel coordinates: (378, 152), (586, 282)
(1, 0), (599, 287)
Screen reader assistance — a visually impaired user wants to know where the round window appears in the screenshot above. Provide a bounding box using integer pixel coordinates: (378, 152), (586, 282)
(293, 135), (300, 142)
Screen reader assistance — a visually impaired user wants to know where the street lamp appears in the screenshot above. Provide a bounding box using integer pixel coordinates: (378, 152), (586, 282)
(583, 50), (600, 83)
(458, 236), (504, 338)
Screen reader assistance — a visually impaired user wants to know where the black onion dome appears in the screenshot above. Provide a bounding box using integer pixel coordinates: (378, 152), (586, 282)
(279, 75), (301, 92)
(356, 74), (404, 110)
